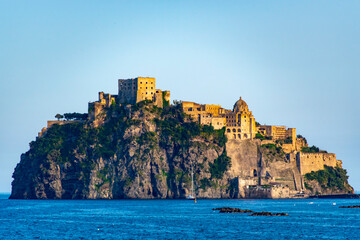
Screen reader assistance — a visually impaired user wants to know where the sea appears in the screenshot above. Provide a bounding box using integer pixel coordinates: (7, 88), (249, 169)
(1, 194), (359, 240)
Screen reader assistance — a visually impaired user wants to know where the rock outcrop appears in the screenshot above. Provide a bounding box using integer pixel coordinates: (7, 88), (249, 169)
(10, 102), (354, 199)
(11, 104), (232, 199)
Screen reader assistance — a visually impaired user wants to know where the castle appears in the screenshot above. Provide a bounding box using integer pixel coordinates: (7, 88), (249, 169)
(40, 76), (341, 195)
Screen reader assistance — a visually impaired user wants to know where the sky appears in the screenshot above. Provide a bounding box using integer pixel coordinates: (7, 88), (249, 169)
(0, 0), (359, 193)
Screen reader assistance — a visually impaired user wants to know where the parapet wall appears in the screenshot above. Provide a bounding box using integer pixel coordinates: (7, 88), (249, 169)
(296, 152), (338, 175)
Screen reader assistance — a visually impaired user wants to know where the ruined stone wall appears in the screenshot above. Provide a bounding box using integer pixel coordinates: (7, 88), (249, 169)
(296, 152), (338, 175)
(118, 78), (138, 104)
(154, 90), (163, 108)
(245, 185), (290, 199)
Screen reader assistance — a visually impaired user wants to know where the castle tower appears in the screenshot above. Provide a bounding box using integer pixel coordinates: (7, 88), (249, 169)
(118, 77), (170, 108)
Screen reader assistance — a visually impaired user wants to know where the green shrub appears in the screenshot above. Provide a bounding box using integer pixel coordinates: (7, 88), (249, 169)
(209, 151), (231, 179)
(255, 133), (265, 140)
(301, 145), (327, 153)
(304, 166), (350, 191)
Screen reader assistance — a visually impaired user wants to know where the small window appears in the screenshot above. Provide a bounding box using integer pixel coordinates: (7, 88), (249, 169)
(140, 82), (142, 84)
(146, 87), (148, 89)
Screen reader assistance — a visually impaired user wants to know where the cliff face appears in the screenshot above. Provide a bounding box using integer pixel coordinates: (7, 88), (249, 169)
(11, 104), (232, 199)
(10, 103), (353, 199)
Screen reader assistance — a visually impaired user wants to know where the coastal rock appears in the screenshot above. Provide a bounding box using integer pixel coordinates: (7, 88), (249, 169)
(10, 102), (354, 200)
(339, 205), (360, 208)
(213, 207), (254, 213)
(250, 211), (288, 216)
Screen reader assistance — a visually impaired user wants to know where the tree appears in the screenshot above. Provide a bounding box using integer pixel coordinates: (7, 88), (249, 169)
(55, 114), (63, 121)
(63, 112), (88, 121)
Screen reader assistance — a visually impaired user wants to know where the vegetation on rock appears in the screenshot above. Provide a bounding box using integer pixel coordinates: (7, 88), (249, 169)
(301, 145), (327, 153)
(304, 166), (352, 192)
(11, 102), (232, 199)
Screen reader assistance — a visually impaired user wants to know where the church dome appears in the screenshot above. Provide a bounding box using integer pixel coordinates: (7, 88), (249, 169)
(233, 97), (249, 113)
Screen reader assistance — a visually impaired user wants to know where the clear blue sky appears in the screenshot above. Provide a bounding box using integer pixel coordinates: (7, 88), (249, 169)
(1, 0), (359, 193)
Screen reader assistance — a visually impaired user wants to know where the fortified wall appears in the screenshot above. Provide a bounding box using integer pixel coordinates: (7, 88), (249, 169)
(296, 152), (342, 175)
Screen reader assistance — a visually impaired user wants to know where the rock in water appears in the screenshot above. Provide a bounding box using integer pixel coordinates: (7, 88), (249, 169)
(213, 207), (254, 213)
(339, 205), (360, 208)
(250, 211), (288, 216)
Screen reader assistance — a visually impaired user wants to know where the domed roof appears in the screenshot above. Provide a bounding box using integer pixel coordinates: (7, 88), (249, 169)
(233, 97), (249, 113)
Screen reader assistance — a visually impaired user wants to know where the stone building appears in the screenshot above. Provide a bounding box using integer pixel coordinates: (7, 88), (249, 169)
(258, 125), (296, 141)
(199, 114), (226, 130)
(181, 101), (226, 130)
(88, 92), (117, 122)
(118, 77), (170, 106)
(225, 97), (256, 140)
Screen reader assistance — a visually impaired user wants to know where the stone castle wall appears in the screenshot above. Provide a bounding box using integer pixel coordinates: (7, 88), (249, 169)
(296, 152), (339, 175)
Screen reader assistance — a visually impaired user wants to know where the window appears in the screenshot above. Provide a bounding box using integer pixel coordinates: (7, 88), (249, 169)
(146, 87), (148, 89)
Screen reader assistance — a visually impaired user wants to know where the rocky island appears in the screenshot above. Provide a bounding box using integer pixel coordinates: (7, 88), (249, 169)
(10, 77), (354, 199)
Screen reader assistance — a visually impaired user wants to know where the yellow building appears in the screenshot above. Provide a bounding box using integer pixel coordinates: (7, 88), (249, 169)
(118, 77), (170, 105)
(258, 125), (296, 144)
(225, 97), (256, 140)
(181, 101), (226, 130)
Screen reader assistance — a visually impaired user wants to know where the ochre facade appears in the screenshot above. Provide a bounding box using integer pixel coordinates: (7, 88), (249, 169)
(181, 101), (226, 130)
(118, 77), (169, 105)
(296, 152), (342, 175)
(225, 97), (256, 140)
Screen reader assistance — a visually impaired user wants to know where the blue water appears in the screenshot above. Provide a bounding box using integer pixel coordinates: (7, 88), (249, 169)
(1, 194), (360, 239)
